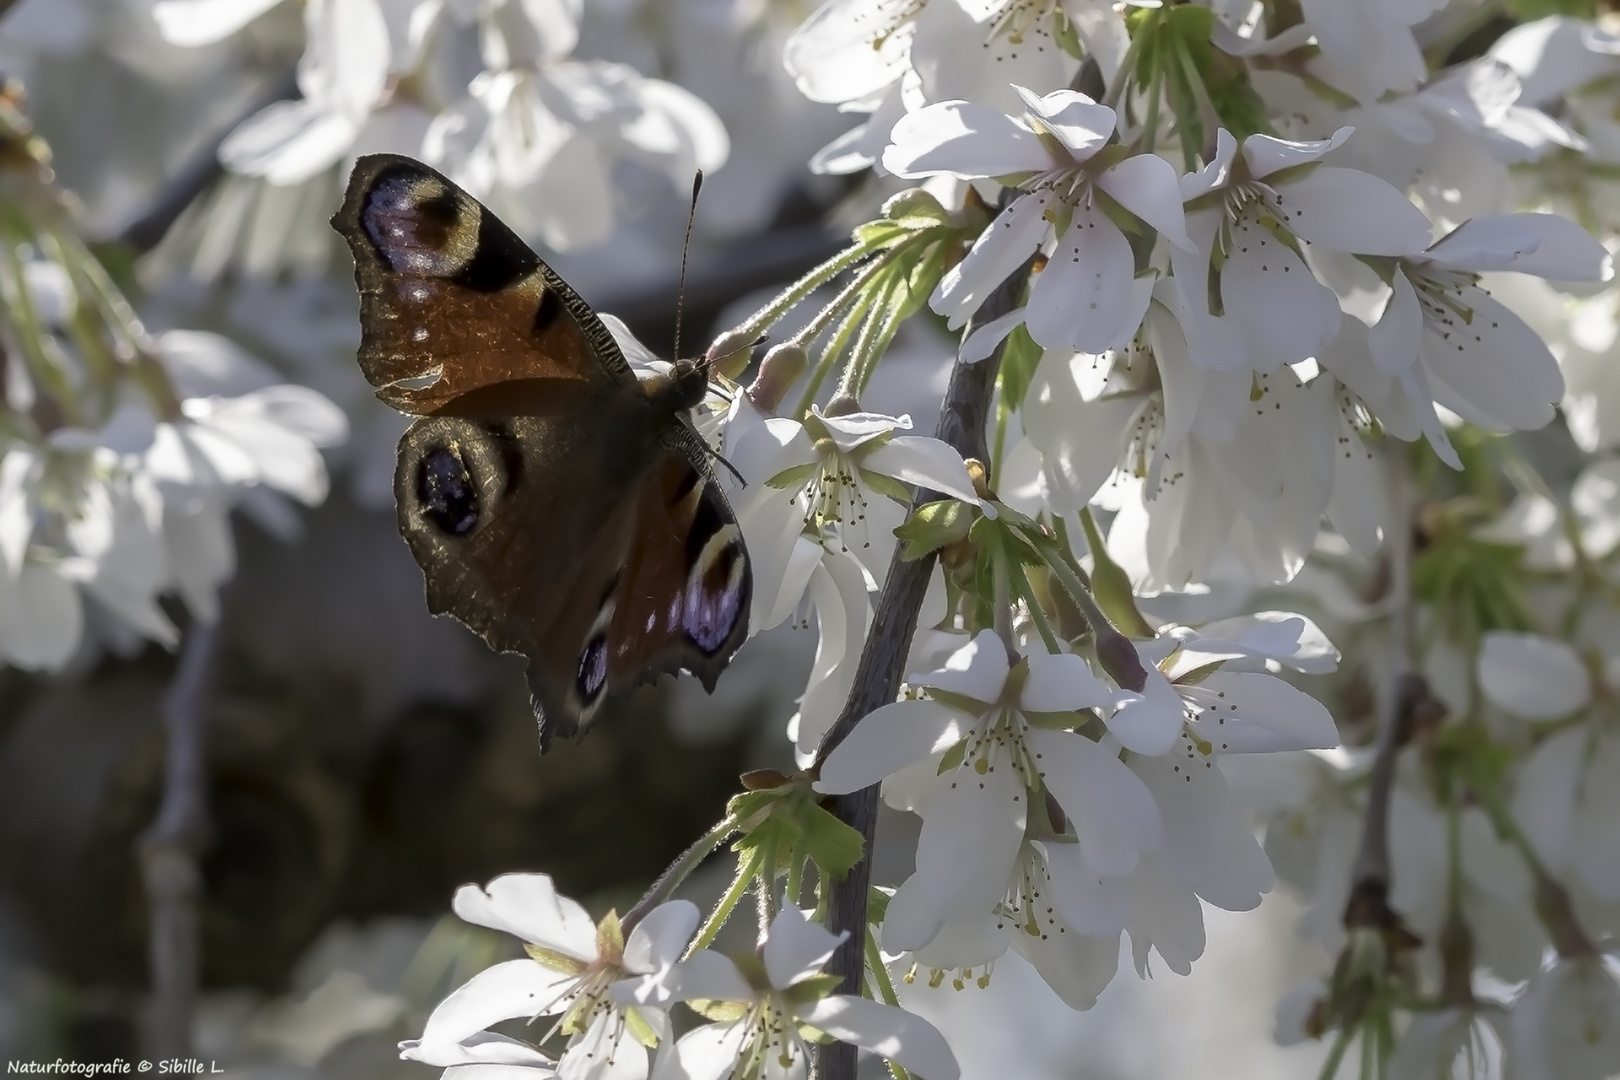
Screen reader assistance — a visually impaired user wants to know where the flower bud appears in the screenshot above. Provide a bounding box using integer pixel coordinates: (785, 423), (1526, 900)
(706, 328), (758, 379)
(745, 342), (807, 412)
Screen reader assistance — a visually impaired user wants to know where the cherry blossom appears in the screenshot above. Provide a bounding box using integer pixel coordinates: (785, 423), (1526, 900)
(885, 85), (1190, 353)
(620, 906), (959, 1080)
(403, 874), (699, 1080)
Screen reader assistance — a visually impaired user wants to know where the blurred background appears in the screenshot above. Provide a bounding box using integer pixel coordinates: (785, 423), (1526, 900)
(0, 1), (1336, 1075)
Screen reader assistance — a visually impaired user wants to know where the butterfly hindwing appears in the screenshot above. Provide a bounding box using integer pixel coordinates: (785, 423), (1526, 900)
(332, 153), (633, 415)
(393, 411), (750, 749)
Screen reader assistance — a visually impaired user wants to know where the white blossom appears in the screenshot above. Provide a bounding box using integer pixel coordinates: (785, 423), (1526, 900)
(404, 874), (699, 1080)
(620, 906), (959, 1080)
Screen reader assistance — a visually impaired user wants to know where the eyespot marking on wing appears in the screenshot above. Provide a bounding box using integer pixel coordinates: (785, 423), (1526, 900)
(360, 167), (478, 277)
(417, 446), (479, 536)
(578, 634), (609, 703)
(684, 524), (745, 655)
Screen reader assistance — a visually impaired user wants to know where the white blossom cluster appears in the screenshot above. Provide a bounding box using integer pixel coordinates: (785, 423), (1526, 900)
(10, 0), (1620, 1078)
(0, 127), (345, 665)
(153, 0), (729, 253)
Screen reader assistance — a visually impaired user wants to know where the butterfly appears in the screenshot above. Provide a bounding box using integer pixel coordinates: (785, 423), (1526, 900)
(330, 154), (751, 751)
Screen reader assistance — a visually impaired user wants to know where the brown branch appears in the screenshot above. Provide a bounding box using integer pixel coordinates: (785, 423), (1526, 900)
(808, 237), (1029, 1080)
(141, 618), (222, 1058)
(1343, 448), (1435, 942)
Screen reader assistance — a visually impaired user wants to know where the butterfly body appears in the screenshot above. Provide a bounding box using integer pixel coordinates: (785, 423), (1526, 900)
(332, 155), (750, 749)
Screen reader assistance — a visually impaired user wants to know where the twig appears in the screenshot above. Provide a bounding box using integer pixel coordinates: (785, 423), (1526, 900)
(116, 68), (299, 252)
(1343, 447), (1433, 932)
(809, 223), (1028, 1080)
(141, 618), (222, 1058)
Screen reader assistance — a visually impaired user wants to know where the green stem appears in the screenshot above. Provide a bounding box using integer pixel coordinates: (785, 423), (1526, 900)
(624, 814), (740, 931)
(865, 932), (915, 1080)
(834, 267), (900, 403)
(1315, 1028), (1353, 1080)
(0, 212), (80, 425)
(1002, 540), (1061, 653)
(688, 847), (762, 957)
(793, 297), (868, 420)
(734, 241), (884, 345)
(785, 851), (804, 910)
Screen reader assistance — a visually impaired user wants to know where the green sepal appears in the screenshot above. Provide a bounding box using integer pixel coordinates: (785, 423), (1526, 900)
(857, 465), (915, 504)
(881, 188), (952, 229)
(800, 801), (865, 879)
(923, 687), (992, 716)
(896, 498), (974, 560)
(523, 942), (590, 975)
(998, 323), (1043, 412)
(866, 886), (892, 926)
(766, 462), (816, 490)
(624, 1006), (660, 1048)
(936, 737), (968, 775)
(1021, 708), (1091, 730)
(853, 219), (912, 247)
(726, 777), (865, 881)
(1053, 8), (1083, 59)
(596, 909), (625, 965)
(782, 972), (845, 1009)
(686, 997), (752, 1023)
(1078, 509), (1156, 637)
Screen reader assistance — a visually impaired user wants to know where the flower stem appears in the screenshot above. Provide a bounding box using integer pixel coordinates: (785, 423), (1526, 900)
(730, 240), (883, 347)
(688, 847), (761, 957)
(623, 814), (740, 933)
(864, 933), (914, 1080)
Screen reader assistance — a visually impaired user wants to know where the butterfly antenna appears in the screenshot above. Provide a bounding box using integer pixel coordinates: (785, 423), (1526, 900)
(674, 170), (703, 363)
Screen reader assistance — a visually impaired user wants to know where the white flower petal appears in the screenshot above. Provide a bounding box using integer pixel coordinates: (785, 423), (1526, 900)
(1239, 127), (1352, 177)
(1014, 86), (1115, 160)
(620, 951), (751, 1009)
(152, 0), (286, 45)
(1274, 167), (1431, 256)
(453, 874), (598, 962)
(560, 1010), (646, 1080)
(1427, 213), (1612, 281)
(0, 563), (83, 670)
(1009, 918), (1120, 1012)
(1181, 672), (1340, 753)
(220, 100), (360, 186)
(1029, 729), (1162, 877)
(798, 996), (959, 1080)
(659, 1020), (752, 1080)
(911, 757), (1026, 924)
(401, 1031), (557, 1069)
(1025, 206), (1138, 353)
(958, 307), (1024, 364)
(1094, 153), (1192, 250)
(1104, 668), (1185, 756)
(1019, 651), (1116, 712)
(763, 906), (846, 991)
(1479, 633), (1591, 719)
(622, 901), (700, 976)
(785, 0), (914, 105)
(816, 699), (973, 795)
(418, 960), (575, 1048)
(919, 628), (1009, 702)
(861, 436), (976, 502)
(931, 191), (1053, 328)
(883, 101), (1049, 179)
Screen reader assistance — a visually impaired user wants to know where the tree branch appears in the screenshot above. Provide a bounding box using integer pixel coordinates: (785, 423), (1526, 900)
(808, 235), (1028, 1080)
(1343, 448), (1436, 936)
(141, 617), (222, 1058)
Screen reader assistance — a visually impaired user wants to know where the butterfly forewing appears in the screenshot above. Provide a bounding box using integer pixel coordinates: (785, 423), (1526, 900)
(335, 154), (752, 751)
(333, 154), (633, 415)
